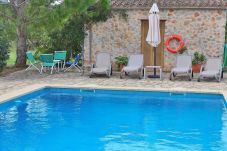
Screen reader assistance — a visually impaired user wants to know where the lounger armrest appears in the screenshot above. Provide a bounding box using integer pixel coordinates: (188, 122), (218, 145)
(109, 64), (112, 71)
(219, 66), (223, 74)
(139, 66), (143, 72)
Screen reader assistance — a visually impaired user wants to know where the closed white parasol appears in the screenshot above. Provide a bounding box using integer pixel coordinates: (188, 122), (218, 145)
(146, 3), (161, 77)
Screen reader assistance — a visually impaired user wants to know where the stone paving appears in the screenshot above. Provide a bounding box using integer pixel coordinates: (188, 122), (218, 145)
(0, 69), (227, 98)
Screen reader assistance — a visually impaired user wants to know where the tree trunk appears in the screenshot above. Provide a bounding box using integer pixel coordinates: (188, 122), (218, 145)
(13, 0), (27, 67)
(15, 22), (27, 67)
(88, 24), (93, 64)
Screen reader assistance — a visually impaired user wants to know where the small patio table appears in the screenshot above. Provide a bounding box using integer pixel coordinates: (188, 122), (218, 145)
(144, 66), (162, 80)
(53, 60), (61, 72)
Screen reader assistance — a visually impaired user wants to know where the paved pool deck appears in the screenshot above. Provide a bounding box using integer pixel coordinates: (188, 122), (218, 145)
(0, 69), (227, 102)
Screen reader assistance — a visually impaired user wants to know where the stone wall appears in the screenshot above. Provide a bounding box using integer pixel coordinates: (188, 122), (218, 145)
(84, 9), (226, 71)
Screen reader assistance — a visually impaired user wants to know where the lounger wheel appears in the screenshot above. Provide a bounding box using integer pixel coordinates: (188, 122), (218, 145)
(172, 73), (176, 81)
(170, 73), (174, 81)
(169, 74), (172, 80)
(217, 77), (221, 82)
(188, 75), (192, 81)
(139, 75), (142, 79)
(120, 75), (123, 79)
(120, 72), (125, 79)
(107, 74), (110, 78)
(138, 74), (142, 79)
(197, 78), (200, 82)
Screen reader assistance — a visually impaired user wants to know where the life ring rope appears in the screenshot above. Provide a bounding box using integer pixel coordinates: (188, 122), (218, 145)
(165, 34), (184, 53)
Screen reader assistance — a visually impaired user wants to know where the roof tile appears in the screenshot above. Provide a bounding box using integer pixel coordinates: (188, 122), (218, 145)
(111, 0), (227, 9)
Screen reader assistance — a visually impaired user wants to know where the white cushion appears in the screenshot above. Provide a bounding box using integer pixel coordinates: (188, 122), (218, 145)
(123, 66), (140, 72)
(92, 67), (108, 74)
(172, 67), (190, 73)
(200, 70), (219, 77)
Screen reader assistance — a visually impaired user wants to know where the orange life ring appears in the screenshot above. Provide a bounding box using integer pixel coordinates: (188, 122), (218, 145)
(165, 35), (184, 53)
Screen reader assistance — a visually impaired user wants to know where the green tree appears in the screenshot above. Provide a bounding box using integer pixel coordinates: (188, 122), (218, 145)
(85, 0), (110, 63)
(48, 14), (86, 59)
(38, 0), (110, 61)
(0, 0), (93, 67)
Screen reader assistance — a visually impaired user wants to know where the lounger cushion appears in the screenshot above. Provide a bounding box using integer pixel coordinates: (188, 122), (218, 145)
(200, 71), (219, 77)
(172, 67), (190, 73)
(92, 67), (109, 74)
(123, 66), (140, 72)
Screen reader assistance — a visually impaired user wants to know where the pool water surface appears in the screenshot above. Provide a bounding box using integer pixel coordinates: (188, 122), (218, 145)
(0, 88), (226, 151)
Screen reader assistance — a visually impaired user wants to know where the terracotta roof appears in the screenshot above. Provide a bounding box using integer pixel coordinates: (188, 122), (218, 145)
(111, 0), (227, 9)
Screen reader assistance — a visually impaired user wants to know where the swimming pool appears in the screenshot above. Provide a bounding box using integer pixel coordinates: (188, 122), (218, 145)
(0, 88), (227, 151)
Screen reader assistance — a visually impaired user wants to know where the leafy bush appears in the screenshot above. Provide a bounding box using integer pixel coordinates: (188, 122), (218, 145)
(0, 24), (9, 72)
(192, 51), (206, 65)
(115, 56), (128, 66)
(32, 14), (85, 61)
(179, 46), (188, 54)
(48, 14), (86, 59)
(86, 0), (110, 24)
(27, 0), (110, 61)
(40, 0), (110, 59)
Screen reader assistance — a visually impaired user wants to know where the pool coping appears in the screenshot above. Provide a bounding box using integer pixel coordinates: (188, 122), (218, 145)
(0, 84), (227, 104)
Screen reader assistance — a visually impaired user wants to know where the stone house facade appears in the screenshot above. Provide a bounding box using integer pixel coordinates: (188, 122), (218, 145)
(84, 0), (227, 71)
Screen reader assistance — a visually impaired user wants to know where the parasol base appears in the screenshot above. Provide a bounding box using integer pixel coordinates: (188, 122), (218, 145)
(147, 75), (160, 78)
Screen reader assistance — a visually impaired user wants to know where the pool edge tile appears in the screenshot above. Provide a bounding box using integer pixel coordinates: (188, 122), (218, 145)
(0, 84), (47, 104)
(1, 83), (227, 104)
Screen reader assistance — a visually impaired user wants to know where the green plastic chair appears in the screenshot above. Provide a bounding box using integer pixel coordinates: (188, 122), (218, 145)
(40, 54), (56, 74)
(26, 51), (40, 73)
(54, 51), (67, 71)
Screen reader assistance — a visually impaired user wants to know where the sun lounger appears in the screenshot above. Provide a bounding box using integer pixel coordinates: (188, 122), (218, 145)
(198, 58), (222, 82)
(90, 52), (112, 78)
(120, 54), (144, 79)
(170, 55), (192, 81)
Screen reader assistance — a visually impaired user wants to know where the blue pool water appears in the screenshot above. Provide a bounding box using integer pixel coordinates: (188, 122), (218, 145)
(0, 88), (227, 151)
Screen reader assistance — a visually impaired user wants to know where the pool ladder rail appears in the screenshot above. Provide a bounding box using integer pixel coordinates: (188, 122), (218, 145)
(80, 89), (96, 93)
(169, 92), (187, 97)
